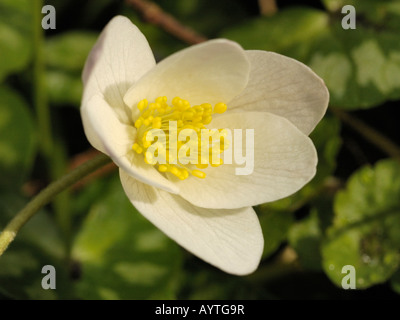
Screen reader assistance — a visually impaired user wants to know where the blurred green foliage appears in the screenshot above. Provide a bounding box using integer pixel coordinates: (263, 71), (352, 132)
(0, 0), (400, 300)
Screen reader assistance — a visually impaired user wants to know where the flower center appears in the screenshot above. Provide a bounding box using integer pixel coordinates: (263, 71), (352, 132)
(131, 96), (229, 180)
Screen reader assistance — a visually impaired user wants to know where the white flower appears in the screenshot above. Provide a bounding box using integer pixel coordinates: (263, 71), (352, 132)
(80, 16), (329, 275)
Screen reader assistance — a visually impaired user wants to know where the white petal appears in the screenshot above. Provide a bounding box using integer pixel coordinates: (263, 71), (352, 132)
(82, 16), (155, 124)
(124, 39), (250, 116)
(83, 95), (178, 194)
(229, 50), (329, 135)
(120, 169), (264, 275)
(176, 112), (317, 209)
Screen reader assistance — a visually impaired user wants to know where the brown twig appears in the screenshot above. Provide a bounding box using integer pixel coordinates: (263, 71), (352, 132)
(125, 0), (207, 45)
(22, 149), (117, 197)
(258, 0), (278, 16)
(67, 149), (117, 190)
(331, 107), (400, 159)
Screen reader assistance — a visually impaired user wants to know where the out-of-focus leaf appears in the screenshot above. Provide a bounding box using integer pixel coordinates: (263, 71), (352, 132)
(255, 207), (293, 259)
(289, 210), (322, 271)
(221, 6), (400, 109)
(323, 0), (400, 29)
(391, 269), (400, 294)
(0, 193), (71, 299)
(0, 86), (36, 190)
(309, 116), (342, 186)
(46, 71), (82, 106)
(0, 0), (32, 81)
(72, 176), (183, 300)
(44, 32), (97, 107)
(309, 24), (400, 108)
(45, 32), (98, 72)
(221, 8), (328, 62)
(322, 159), (400, 289)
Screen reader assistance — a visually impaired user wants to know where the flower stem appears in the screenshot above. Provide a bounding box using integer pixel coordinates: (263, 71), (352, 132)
(331, 107), (400, 159)
(0, 154), (111, 257)
(32, 0), (74, 258)
(33, 0), (52, 158)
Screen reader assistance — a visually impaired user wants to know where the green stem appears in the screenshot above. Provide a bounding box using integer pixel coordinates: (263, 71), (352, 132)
(331, 107), (400, 159)
(33, 0), (73, 259)
(33, 0), (52, 157)
(0, 154), (111, 257)
(51, 141), (73, 259)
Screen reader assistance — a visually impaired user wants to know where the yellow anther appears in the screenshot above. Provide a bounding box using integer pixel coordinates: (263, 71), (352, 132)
(132, 96), (229, 180)
(183, 111), (195, 120)
(143, 118), (151, 126)
(203, 110), (212, 117)
(194, 122), (204, 129)
(137, 99), (148, 111)
(144, 151), (154, 164)
(201, 103), (212, 110)
(182, 124), (196, 131)
(172, 97), (181, 106)
(132, 143), (143, 154)
(181, 169), (189, 180)
(170, 166), (180, 177)
(134, 117), (143, 129)
(142, 134), (152, 148)
(193, 116), (203, 123)
(194, 105), (204, 114)
(149, 103), (158, 110)
(211, 157), (223, 167)
(156, 96), (167, 104)
(203, 116), (212, 125)
(220, 136), (230, 150)
(152, 117), (162, 129)
(192, 170), (206, 179)
(214, 102), (227, 114)
(196, 163), (208, 169)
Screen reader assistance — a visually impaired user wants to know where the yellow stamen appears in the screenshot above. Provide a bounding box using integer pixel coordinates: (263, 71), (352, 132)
(214, 102), (227, 114)
(131, 96), (229, 180)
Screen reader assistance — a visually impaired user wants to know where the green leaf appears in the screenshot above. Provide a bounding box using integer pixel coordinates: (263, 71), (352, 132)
(72, 176), (183, 300)
(0, 193), (72, 299)
(255, 207), (293, 259)
(323, 0), (400, 29)
(0, 0), (33, 81)
(46, 70), (83, 106)
(322, 159), (400, 289)
(45, 32), (98, 72)
(288, 192), (335, 272)
(43, 32), (98, 107)
(0, 86), (36, 190)
(309, 116), (342, 186)
(221, 8), (328, 62)
(391, 269), (400, 294)
(309, 24), (400, 108)
(289, 210), (323, 271)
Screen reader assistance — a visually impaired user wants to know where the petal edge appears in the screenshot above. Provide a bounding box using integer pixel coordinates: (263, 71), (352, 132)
(120, 169), (264, 275)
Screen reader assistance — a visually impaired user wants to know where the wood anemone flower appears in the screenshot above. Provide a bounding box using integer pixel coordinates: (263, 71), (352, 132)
(80, 16), (329, 275)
